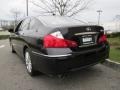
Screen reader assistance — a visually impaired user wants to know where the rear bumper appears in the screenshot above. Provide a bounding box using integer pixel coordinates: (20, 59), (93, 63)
(31, 44), (109, 75)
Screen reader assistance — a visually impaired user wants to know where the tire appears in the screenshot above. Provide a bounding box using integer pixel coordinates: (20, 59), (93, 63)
(24, 48), (37, 76)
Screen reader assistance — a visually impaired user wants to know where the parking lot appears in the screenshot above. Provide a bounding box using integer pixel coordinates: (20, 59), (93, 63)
(0, 39), (120, 90)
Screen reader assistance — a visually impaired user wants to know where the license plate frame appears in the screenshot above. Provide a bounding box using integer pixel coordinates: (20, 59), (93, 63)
(81, 35), (95, 45)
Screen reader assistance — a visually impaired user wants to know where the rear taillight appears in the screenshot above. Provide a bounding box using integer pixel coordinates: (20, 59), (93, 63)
(98, 34), (107, 43)
(44, 31), (78, 48)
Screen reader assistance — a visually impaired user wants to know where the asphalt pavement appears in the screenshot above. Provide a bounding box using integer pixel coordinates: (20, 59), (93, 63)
(0, 39), (120, 90)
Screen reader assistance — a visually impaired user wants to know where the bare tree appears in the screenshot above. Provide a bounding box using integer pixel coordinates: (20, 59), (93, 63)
(114, 15), (120, 32)
(31, 0), (92, 17)
(10, 9), (23, 27)
(114, 15), (120, 21)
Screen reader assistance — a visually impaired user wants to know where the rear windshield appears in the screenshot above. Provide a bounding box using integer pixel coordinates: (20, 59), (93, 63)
(38, 16), (85, 27)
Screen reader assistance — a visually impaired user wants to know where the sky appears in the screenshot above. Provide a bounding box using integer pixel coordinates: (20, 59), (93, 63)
(0, 0), (120, 23)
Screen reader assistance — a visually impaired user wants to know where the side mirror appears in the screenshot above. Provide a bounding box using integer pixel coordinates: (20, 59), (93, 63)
(8, 29), (14, 33)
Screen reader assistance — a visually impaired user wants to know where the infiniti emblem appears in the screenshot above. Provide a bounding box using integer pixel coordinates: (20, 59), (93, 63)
(86, 27), (92, 31)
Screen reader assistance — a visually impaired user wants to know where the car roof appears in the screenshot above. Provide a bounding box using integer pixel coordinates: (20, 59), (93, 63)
(36, 16), (86, 27)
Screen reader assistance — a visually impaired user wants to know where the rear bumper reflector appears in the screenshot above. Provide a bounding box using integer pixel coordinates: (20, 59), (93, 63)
(32, 51), (72, 58)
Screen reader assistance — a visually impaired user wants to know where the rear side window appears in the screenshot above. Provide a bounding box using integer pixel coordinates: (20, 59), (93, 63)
(20, 18), (31, 30)
(29, 18), (43, 31)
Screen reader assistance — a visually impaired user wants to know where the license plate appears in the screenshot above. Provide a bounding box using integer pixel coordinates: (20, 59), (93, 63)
(82, 36), (94, 45)
(83, 37), (92, 42)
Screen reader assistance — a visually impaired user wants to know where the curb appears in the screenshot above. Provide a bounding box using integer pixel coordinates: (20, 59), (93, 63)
(103, 59), (120, 72)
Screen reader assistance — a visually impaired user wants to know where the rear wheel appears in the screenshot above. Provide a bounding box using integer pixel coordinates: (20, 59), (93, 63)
(25, 48), (37, 76)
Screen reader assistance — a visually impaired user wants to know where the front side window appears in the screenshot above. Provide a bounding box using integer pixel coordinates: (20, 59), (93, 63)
(14, 21), (23, 32)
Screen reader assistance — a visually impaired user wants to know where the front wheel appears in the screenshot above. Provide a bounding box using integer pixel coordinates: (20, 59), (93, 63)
(25, 49), (37, 76)
(10, 42), (16, 53)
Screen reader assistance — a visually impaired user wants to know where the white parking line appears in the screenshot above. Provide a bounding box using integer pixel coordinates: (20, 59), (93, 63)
(0, 45), (5, 48)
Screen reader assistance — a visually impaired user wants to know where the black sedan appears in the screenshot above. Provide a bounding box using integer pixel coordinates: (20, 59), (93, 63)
(9, 16), (109, 76)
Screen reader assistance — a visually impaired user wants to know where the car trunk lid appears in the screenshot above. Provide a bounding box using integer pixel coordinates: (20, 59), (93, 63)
(59, 25), (105, 52)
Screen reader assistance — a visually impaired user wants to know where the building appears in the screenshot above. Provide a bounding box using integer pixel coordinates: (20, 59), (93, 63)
(88, 21), (120, 34)
(0, 20), (14, 31)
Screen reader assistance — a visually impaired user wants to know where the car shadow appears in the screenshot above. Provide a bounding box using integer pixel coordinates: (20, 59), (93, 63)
(32, 65), (104, 88)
